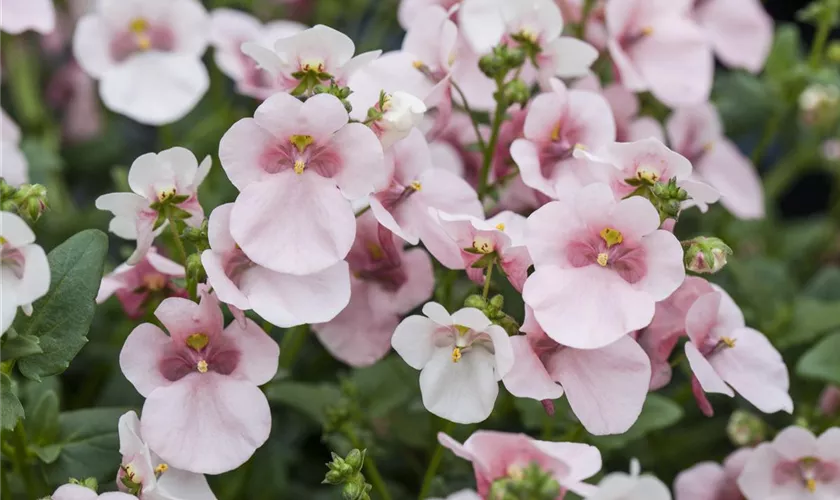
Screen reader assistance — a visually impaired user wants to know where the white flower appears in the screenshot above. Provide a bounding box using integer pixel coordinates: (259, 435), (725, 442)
(0, 0), (55, 34)
(72, 0), (210, 125)
(1, 212), (50, 335)
(378, 91), (427, 149)
(392, 302), (514, 424)
(0, 109), (28, 187)
(588, 459), (672, 500)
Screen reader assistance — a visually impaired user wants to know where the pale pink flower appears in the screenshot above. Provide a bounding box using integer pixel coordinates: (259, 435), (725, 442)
(431, 490), (481, 500)
(425, 111), (486, 188)
(398, 0), (460, 29)
(437, 210), (532, 292)
(691, 0), (772, 73)
(218, 92), (384, 276)
(823, 139), (840, 161)
(666, 103), (765, 219)
(675, 448), (753, 500)
(573, 74), (664, 143)
(370, 129), (482, 269)
(73, 0), (210, 125)
(819, 386), (840, 416)
(46, 61), (103, 144)
(241, 24), (380, 95)
(590, 459), (671, 500)
(605, 0), (713, 107)
(459, 0), (598, 84)
(683, 286), (793, 415)
(202, 203), (350, 328)
(504, 306), (650, 435)
(392, 302), (514, 423)
(312, 212), (434, 367)
(209, 8), (305, 100)
(96, 147), (211, 265)
(577, 137), (720, 213)
(1, 212), (50, 335)
(119, 289), (278, 474)
(556, 0), (608, 50)
(0, 0), (55, 34)
(523, 183), (685, 349)
(438, 430), (601, 497)
(637, 276), (713, 390)
(97, 247), (187, 320)
(738, 426), (840, 499)
(0, 109), (29, 186)
(116, 411), (215, 499)
(51, 484), (135, 500)
(510, 79), (616, 200)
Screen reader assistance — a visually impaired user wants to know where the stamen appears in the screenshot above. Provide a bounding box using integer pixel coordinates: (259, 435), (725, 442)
(703, 142), (715, 152)
(129, 18), (149, 34)
(519, 28), (538, 43)
(507, 464), (524, 480)
(720, 336), (737, 348)
(123, 463), (136, 480)
(289, 134), (314, 153)
(186, 333), (209, 351)
(412, 60), (425, 70)
(0, 236), (7, 245)
(551, 122), (562, 142)
(636, 168), (659, 183)
(454, 325), (470, 335)
(294, 160), (306, 174)
(641, 26), (654, 36)
(154, 463), (168, 475)
(197, 360), (208, 373)
(366, 242), (384, 260)
(600, 227), (623, 248)
(473, 235), (495, 254)
(410, 180), (422, 191)
(495, 223), (505, 231)
(451, 347), (462, 363)
(806, 478), (816, 492)
(157, 188), (176, 202)
(143, 274), (166, 291)
(137, 35), (151, 51)
(596, 252), (609, 267)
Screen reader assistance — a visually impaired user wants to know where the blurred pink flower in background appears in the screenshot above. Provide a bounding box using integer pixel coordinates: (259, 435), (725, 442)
(0, 109), (29, 186)
(0, 0), (56, 34)
(690, 0), (773, 73)
(675, 448), (753, 500)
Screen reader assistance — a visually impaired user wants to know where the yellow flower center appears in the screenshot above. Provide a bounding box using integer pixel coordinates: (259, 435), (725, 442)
(454, 325), (470, 335)
(366, 242), (384, 260)
(301, 60), (325, 73)
(410, 180), (422, 191)
(157, 187), (177, 202)
(806, 478), (816, 492)
(495, 223), (505, 231)
(641, 26), (654, 36)
(185, 333), (209, 351)
(412, 60), (425, 70)
(294, 160), (306, 174)
(473, 235), (495, 254)
(290, 134), (314, 153)
(197, 360), (208, 373)
(518, 28), (538, 44)
(0, 236), (8, 245)
(154, 463), (168, 475)
(130, 18), (151, 51)
(600, 227), (623, 248)
(551, 122), (562, 142)
(596, 253), (609, 267)
(143, 274), (166, 291)
(451, 347), (462, 363)
(507, 464), (524, 480)
(720, 336), (737, 348)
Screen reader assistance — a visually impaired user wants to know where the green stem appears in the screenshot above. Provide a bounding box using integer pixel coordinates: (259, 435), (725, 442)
(540, 412), (554, 440)
(763, 149), (817, 201)
(346, 430), (392, 500)
(12, 422), (36, 499)
(809, 14), (832, 69)
(750, 109), (784, 166)
(1, 465), (11, 500)
(450, 80), (488, 152)
(168, 220), (188, 266)
(482, 261), (495, 299)
(278, 325), (309, 370)
(478, 88), (507, 199)
(418, 420), (456, 499)
(576, 0), (598, 39)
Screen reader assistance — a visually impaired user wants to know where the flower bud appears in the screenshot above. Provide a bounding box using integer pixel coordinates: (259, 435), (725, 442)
(727, 409), (766, 446)
(828, 41), (840, 63)
(464, 294), (487, 309)
(479, 53), (505, 79)
(342, 478), (372, 500)
(818, 385), (840, 416)
(377, 91), (426, 149)
(798, 83), (840, 126)
(502, 79), (530, 108)
(10, 183), (48, 222)
(683, 236), (732, 274)
(69, 477), (99, 491)
(344, 448), (365, 474)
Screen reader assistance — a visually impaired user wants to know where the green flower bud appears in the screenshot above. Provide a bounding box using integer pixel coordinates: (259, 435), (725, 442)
(342, 478), (372, 500)
(683, 236), (732, 274)
(489, 294), (504, 310)
(344, 448), (365, 474)
(479, 53), (505, 79)
(464, 294), (487, 309)
(727, 410), (766, 447)
(10, 183), (48, 222)
(502, 79), (530, 108)
(68, 477), (98, 492)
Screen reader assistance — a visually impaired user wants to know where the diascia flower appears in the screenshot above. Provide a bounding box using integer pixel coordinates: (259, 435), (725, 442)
(589, 459), (671, 500)
(690, 0), (772, 73)
(503, 306), (650, 435)
(218, 92), (385, 276)
(1, 212), (50, 335)
(312, 212), (433, 367)
(51, 484), (135, 500)
(438, 430), (602, 497)
(202, 203), (351, 328)
(738, 426), (840, 499)
(95, 147), (211, 265)
(391, 302), (514, 424)
(209, 8), (305, 100)
(0, 109), (29, 187)
(119, 288), (279, 474)
(523, 183), (685, 349)
(674, 448), (753, 500)
(72, 0), (210, 125)
(0, 0), (55, 34)
(116, 411), (215, 499)
(97, 247), (187, 320)
(683, 286), (793, 416)
(241, 24), (380, 96)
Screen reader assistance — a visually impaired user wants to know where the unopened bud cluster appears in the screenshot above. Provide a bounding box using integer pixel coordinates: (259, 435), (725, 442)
(683, 236), (732, 274)
(323, 449), (372, 500)
(488, 463), (561, 500)
(727, 410), (766, 447)
(1, 181), (48, 222)
(465, 294), (520, 335)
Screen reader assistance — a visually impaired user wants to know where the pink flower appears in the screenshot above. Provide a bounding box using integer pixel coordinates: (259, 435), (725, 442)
(691, 0), (772, 73)
(45, 61), (103, 144)
(666, 103), (764, 219)
(312, 212), (433, 367)
(437, 210), (532, 292)
(431, 490), (481, 500)
(116, 411), (215, 499)
(0, 0), (55, 34)
(1, 212), (50, 335)
(370, 129), (482, 269)
(119, 289), (279, 474)
(241, 24), (380, 95)
(590, 459), (671, 500)
(202, 203), (350, 328)
(51, 484), (135, 500)
(675, 448), (753, 500)
(578, 137), (720, 213)
(97, 247), (187, 320)
(738, 426), (840, 499)
(523, 183), (685, 349)
(0, 109), (29, 187)
(819, 386), (840, 417)
(391, 302), (514, 423)
(637, 276), (714, 390)
(503, 306), (650, 435)
(573, 74), (664, 143)
(438, 430), (601, 497)
(510, 79), (616, 200)
(218, 92), (384, 276)
(209, 8), (306, 100)
(73, 0), (210, 125)
(398, 0), (460, 29)
(95, 147), (211, 264)
(605, 0), (713, 107)
(683, 286), (793, 416)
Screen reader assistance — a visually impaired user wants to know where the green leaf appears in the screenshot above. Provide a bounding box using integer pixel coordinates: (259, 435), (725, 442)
(1, 332), (43, 361)
(713, 73), (775, 137)
(42, 407), (126, 484)
(803, 266), (840, 300)
(591, 394), (683, 450)
(764, 24), (803, 80)
(727, 257), (795, 326)
(351, 356), (419, 418)
(1, 373), (24, 430)
(265, 381), (341, 424)
(28, 389), (60, 446)
(778, 299), (840, 349)
(796, 332), (840, 386)
(14, 229), (108, 381)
